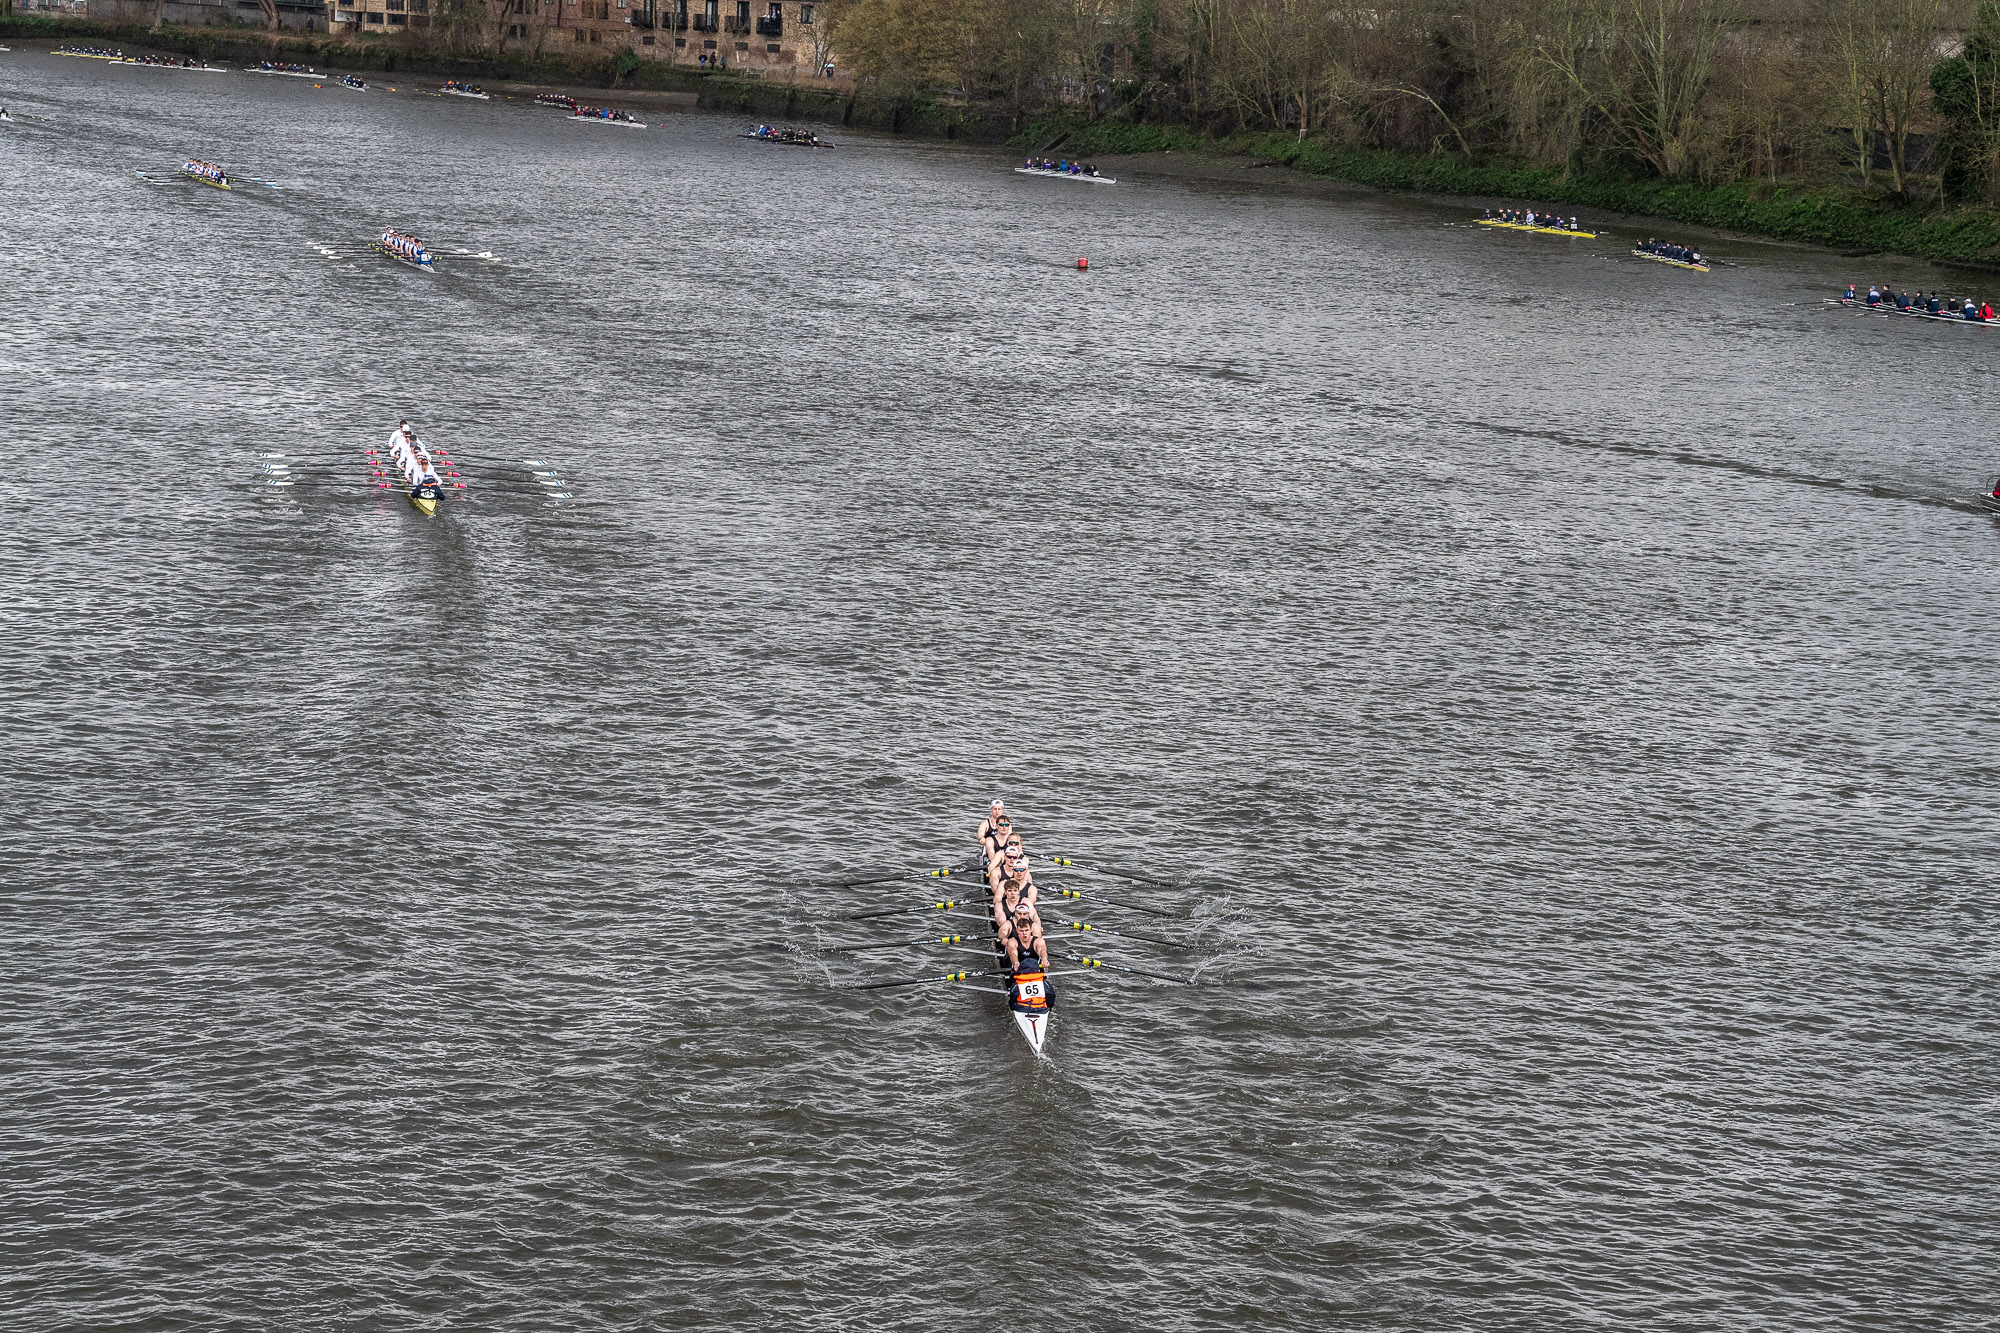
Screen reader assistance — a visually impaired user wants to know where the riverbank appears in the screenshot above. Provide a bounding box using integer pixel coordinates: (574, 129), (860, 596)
(0, 17), (1015, 137)
(1017, 118), (2000, 270)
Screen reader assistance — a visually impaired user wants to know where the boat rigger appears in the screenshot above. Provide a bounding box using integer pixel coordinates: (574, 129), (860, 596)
(829, 802), (1196, 1057)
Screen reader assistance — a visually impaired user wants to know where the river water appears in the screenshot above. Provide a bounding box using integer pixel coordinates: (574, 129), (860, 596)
(4, 44), (1998, 1332)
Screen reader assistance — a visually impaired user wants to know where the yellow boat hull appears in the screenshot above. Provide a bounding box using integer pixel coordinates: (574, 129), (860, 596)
(408, 492), (439, 517)
(1477, 218), (1595, 238)
(181, 169), (232, 190)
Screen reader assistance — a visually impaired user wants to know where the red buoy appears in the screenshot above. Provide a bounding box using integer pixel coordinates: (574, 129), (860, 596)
(1077, 257), (1089, 270)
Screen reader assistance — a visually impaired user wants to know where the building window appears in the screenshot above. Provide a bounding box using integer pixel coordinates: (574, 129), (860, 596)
(801, 2), (812, 18)
(642, 32), (654, 41)
(387, 0), (402, 9)
(765, 42), (778, 51)
(703, 37), (715, 47)
(674, 35), (685, 44)
(366, 10), (383, 21)
(412, 0), (428, 11)
(388, 11), (406, 21)
(734, 40), (746, 50)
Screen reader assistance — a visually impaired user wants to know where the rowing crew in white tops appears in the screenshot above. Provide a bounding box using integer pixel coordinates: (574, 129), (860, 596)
(388, 420), (442, 489)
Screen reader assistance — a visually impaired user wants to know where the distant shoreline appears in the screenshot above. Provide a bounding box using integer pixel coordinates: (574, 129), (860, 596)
(1016, 119), (2000, 273)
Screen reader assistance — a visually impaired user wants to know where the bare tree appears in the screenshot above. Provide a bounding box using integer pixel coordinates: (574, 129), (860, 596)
(1825, 0), (1952, 197)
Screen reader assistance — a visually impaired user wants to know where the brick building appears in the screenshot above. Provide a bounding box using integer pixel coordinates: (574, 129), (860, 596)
(482, 0), (830, 71)
(631, 1), (830, 71)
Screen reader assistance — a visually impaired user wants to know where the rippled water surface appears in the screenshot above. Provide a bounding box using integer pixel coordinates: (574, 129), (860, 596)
(5, 44), (1999, 1332)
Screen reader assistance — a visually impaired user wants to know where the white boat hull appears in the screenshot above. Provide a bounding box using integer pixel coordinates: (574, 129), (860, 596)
(443, 89), (491, 99)
(1014, 1007), (1049, 1055)
(569, 115), (647, 128)
(244, 68), (323, 78)
(1015, 167), (1115, 184)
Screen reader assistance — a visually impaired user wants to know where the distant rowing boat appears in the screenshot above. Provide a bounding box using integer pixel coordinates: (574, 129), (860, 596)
(1979, 493), (2000, 514)
(244, 67), (323, 78)
(371, 241), (435, 272)
(441, 86), (490, 99)
(1477, 218), (1597, 238)
(1632, 249), (1709, 272)
(744, 128), (833, 147)
(111, 59), (226, 72)
(1015, 167), (1115, 185)
(1829, 296), (1997, 327)
(569, 114), (646, 128)
(181, 167), (231, 190)
(255, 443), (572, 509)
(337, 77), (367, 92)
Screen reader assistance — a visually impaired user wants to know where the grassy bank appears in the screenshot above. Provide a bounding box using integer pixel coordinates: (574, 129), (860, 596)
(1016, 117), (2000, 269)
(0, 16), (1018, 137)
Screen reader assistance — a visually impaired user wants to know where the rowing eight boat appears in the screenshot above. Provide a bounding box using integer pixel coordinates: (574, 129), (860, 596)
(111, 59), (226, 72)
(442, 87), (491, 99)
(1477, 218), (1598, 238)
(1632, 249), (1709, 272)
(181, 168), (231, 190)
(371, 241), (435, 272)
(569, 114), (646, 128)
(832, 847), (1194, 1057)
(1015, 166), (1116, 185)
(1829, 297), (1998, 327)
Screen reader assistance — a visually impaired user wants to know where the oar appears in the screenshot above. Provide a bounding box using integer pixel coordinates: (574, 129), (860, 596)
(1047, 919), (1190, 951)
(844, 897), (985, 921)
(1038, 855), (1174, 888)
(847, 968), (1007, 991)
(823, 933), (969, 954)
(838, 859), (975, 890)
(1053, 950), (1190, 985)
(1046, 886), (1177, 919)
